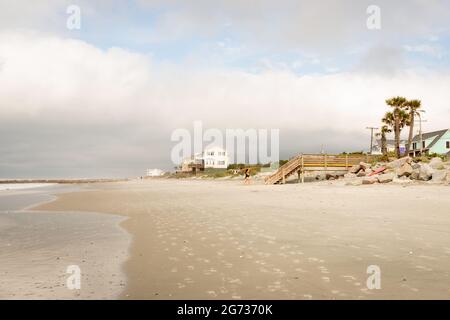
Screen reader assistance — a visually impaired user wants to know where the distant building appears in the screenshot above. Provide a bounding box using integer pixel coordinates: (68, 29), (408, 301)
(372, 139), (407, 155)
(409, 129), (450, 157)
(201, 146), (228, 169)
(146, 168), (164, 177)
(180, 156), (204, 173)
(180, 147), (229, 172)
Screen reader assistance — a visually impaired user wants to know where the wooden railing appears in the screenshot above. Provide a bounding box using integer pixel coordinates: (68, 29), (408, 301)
(265, 154), (378, 185)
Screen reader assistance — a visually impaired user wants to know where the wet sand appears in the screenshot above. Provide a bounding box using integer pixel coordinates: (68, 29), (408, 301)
(0, 185), (130, 299)
(34, 179), (450, 300)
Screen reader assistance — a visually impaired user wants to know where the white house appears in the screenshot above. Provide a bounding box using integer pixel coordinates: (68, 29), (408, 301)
(180, 146), (229, 171)
(146, 168), (164, 177)
(201, 146), (229, 169)
(371, 139), (407, 155)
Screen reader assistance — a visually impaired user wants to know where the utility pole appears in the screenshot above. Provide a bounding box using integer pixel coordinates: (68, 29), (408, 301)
(366, 127), (379, 155)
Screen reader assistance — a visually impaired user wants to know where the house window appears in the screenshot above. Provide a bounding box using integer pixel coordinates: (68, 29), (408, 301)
(446, 141), (450, 149)
(412, 142), (417, 150)
(218, 161), (225, 165)
(422, 141), (426, 149)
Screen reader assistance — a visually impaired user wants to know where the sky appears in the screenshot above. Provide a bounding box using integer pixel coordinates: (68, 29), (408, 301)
(1, 0), (450, 178)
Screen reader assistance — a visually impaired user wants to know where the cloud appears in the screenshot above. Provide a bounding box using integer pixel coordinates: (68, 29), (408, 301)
(355, 45), (407, 75)
(403, 44), (444, 58)
(136, 0), (450, 53)
(1, 31), (450, 178)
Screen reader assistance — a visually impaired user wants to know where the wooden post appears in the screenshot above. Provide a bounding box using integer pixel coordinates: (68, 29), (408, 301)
(301, 156), (305, 183)
(345, 154), (348, 169)
(297, 170), (301, 183)
(324, 154), (328, 171)
(281, 168), (285, 184)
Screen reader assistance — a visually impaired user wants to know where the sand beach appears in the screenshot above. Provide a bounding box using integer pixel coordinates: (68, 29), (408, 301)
(5, 179), (444, 300)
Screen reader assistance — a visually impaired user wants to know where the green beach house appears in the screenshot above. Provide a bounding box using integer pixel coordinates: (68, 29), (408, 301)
(410, 129), (450, 157)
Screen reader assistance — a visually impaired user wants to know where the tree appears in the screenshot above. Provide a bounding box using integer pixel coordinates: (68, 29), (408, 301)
(376, 125), (392, 156)
(385, 96), (407, 158)
(380, 110), (409, 157)
(404, 99), (422, 155)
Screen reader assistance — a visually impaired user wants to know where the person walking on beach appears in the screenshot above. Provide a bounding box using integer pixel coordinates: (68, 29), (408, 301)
(243, 168), (251, 185)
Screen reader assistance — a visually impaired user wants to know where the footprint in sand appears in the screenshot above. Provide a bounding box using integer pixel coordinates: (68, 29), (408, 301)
(415, 265), (433, 271)
(219, 287), (228, 294)
(206, 290), (218, 297)
(184, 277), (194, 284)
(228, 278), (242, 285)
(342, 275), (356, 282)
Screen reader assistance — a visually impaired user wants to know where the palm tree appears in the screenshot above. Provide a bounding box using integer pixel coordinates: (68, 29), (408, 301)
(404, 99), (422, 155)
(376, 125), (392, 156)
(381, 110), (409, 157)
(385, 96), (407, 158)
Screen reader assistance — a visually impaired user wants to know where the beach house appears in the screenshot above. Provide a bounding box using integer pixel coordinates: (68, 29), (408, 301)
(201, 146), (228, 169)
(409, 129), (450, 157)
(180, 147), (229, 172)
(372, 139), (407, 155)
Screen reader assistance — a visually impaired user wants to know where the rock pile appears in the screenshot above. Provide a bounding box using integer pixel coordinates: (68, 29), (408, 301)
(344, 157), (450, 186)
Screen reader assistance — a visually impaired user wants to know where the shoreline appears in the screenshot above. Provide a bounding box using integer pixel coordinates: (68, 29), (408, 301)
(0, 185), (131, 299)
(33, 179), (450, 299)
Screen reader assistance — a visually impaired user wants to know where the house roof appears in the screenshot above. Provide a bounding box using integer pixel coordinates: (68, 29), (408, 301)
(412, 129), (449, 149)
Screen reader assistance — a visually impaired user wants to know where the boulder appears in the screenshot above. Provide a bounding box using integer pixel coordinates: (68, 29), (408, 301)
(396, 163), (413, 177)
(362, 176), (378, 185)
(386, 156), (412, 169)
(344, 173), (357, 179)
(430, 170), (448, 183)
(326, 173), (339, 180)
(357, 170), (366, 177)
(418, 163), (434, 181)
(315, 173), (327, 181)
(349, 165), (362, 174)
(378, 173), (395, 183)
(345, 179), (363, 186)
(429, 157), (444, 170)
(411, 162), (421, 170)
(393, 176), (414, 184)
(359, 162), (372, 171)
(410, 169), (420, 180)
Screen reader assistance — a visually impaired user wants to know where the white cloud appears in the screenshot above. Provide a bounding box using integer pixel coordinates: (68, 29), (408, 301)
(1, 31), (450, 177)
(403, 44), (444, 59)
(2, 31), (450, 132)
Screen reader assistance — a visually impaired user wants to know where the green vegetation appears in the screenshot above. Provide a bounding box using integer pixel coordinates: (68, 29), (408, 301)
(427, 152), (447, 161)
(381, 96), (425, 159)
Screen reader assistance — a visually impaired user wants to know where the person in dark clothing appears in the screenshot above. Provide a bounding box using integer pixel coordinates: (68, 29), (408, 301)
(244, 168), (251, 185)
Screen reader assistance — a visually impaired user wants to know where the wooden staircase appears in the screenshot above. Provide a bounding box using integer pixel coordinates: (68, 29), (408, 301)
(265, 154), (377, 185)
(264, 155), (303, 185)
